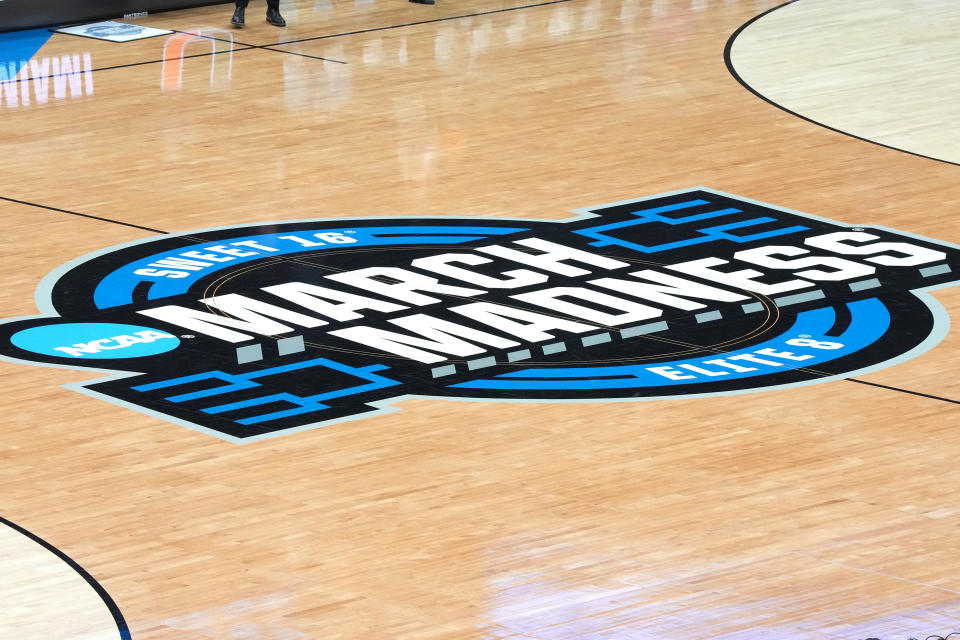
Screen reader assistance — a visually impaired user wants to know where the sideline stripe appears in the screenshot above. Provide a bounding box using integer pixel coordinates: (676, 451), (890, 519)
(273, 0), (577, 46)
(0, 195), (165, 233)
(259, 47), (348, 64)
(846, 378), (960, 406)
(166, 31), (349, 64)
(3, 0), (573, 83)
(0, 515), (132, 640)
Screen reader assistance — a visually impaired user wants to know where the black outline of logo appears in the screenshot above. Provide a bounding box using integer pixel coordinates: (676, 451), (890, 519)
(0, 188), (957, 443)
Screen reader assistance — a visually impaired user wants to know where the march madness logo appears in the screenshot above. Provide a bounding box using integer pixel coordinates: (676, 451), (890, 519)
(1, 188), (957, 442)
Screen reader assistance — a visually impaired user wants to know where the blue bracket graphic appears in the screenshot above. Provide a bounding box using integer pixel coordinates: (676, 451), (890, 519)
(132, 358), (401, 426)
(574, 199), (808, 253)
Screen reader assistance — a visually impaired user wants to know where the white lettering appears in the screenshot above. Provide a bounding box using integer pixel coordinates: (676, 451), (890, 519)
(133, 268), (190, 279)
(412, 253), (548, 289)
(753, 348), (813, 361)
(667, 257), (812, 295)
(646, 366), (696, 381)
(804, 231), (946, 266)
(52, 54), (83, 99)
(278, 235), (325, 247)
(52, 331), (175, 357)
(207, 245), (259, 258)
(449, 302), (596, 341)
(147, 257), (213, 271)
(734, 245), (875, 281)
(326, 267), (485, 305)
(179, 250), (236, 263)
(590, 270), (749, 310)
(329, 314), (519, 363)
(727, 354), (783, 366)
(30, 58), (50, 105)
(263, 282), (407, 321)
(138, 295), (324, 342)
(1, 61), (20, 108)
(702, 358), (756, 373)
(511, 286), (660, 325)
(54, 343), (103, 357)
(230, 240), (279, 252)
(677, 364), (729, 377)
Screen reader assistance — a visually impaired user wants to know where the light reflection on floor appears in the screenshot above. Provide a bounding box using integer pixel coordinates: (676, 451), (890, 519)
(483, 534), (960, 639)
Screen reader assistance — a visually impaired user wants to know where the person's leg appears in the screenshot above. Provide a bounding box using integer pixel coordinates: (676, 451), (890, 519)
(231, 0), (248, 27)
(266, 0), (286, 27)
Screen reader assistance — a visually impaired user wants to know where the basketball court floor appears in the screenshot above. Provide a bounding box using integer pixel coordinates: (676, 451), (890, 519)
(1, 1), (959, 638)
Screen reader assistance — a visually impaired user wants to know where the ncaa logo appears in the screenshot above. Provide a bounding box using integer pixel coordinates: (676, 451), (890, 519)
(0, 188), (957, 443)
(11, 323), (178, 359)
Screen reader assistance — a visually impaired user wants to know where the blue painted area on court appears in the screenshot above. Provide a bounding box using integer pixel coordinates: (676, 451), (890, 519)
(0, 28), (54, 80)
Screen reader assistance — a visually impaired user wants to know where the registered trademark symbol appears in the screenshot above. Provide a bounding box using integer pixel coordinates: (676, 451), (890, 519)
(181, 334), (195, 339)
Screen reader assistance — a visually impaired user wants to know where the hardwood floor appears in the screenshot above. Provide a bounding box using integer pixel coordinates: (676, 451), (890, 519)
(0, 1), (958, 638)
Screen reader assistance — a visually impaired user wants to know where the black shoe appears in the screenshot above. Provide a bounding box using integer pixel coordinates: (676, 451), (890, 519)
(231, 6), (245, 27)
(410, 0), (435, 4)
(266, 8), (286, 26)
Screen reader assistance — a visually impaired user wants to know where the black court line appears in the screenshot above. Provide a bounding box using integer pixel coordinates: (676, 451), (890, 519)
(169, 30), (348, 64)
(724, 0), (960, 168)
(0, 196), (164, 234)
(272, 0), (577, 46)
(6, 46), (258, 86)
(8, 0), (572, 81)
(0, 515), (132, 640)
(165, 28), (260, 49)
(168, 28), (262, 49)
(259, 46), (349, 64)
(846, 378), (960, 406)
